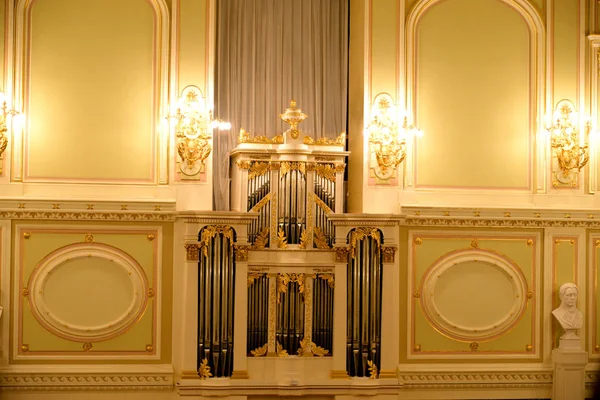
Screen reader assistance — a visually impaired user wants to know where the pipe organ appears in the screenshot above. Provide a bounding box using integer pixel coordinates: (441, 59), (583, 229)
(186, 101), (399, 388)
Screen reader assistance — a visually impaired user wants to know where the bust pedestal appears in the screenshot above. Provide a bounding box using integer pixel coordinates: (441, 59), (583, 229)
(552, 341), (588, 400)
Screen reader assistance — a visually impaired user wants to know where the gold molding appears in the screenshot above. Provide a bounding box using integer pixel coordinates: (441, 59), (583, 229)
(334, 246), (349, 263)
(238, 129), (283, 144)
(349, 227), (381, 258)
(303, 132), (346, 147)
(199, 225), (234, 257)
(382, 246), (397, 263)
(234, 244), (250, 261)
(252, 228), (269, 250)
(184, 244), (200, 261)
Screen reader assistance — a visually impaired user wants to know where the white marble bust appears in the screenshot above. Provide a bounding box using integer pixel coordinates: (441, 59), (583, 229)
(552, 283), (582, 336)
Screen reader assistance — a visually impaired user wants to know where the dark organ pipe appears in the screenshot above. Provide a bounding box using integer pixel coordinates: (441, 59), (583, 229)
(346, 231), (383, 377)
(197, 229), (236, 377)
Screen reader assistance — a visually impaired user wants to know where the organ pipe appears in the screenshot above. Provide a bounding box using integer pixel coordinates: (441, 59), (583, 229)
(197, 227), (236, 377)
(346, 229), (383, 377)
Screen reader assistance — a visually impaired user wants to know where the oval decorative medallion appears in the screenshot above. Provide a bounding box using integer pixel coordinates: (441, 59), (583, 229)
(419, 249), (528, 342)
(28, 243), (149, 342)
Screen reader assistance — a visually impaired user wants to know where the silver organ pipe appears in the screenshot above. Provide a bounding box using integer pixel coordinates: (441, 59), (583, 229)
(346, 229), (383, 377)
(278, 163), (307, 245)
(313, 165), (336, 247)
(197, 227), (236, 377)
(247, 163), (271, 245)
(247, 274), (269, 354)
(312, 274), (334, 354)
(276, 274), (305, 354)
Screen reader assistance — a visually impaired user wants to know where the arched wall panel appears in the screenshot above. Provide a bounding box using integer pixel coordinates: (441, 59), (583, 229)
(406, 0), (544, 190)
(15, 0), (169, 183)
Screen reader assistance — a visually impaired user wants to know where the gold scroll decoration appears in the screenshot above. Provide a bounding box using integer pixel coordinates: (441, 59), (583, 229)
(238, 128), (283, 144)
(297, 337), (329, 357)
(277, 273), (305, 303)
(349, 227), (381, 258)
(303, 132), (346, 147)
(252, 228), (269, 250)
(313, 227), (330, 250)
(234, 244), (250, 261)
(199, 225), (235, 257)
(280, 161), (306, 177)
(381, 246), (397, 263)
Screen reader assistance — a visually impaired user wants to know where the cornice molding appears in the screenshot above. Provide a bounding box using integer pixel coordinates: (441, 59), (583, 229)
(177, 211), (258, 225)
(0, 365), (174, 391)
(397, 371), (553, 389)
(0, 199), (176, 221)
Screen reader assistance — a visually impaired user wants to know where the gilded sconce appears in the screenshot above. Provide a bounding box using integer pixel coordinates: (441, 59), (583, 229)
(367, 93), (422, 180)
(545, 100), (591, 187)
(0, 91), (19, 173)
(171, 85), (230, 177)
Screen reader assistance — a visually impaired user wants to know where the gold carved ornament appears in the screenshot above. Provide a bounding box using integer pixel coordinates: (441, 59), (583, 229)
(381, 246), (397, 263)
(247, 273), (264, 287)
(280, 100), (307, 139)
(199, 225), (235, 257)
(250, 343), (268, 357)
(234, 244), (250, 261)
(280, 161), (306, 177)
(276, 342), (289, 357)
(277, 229), (288, 249)
(299, 228), (310, 249)
(313, 163), (337, 183)
(367, 360), (379, 379)
(247, 162), (271, 180)
(315, 273), (335, 289)
(249, 193), (271, 213)
(198, 358), (212, 379)
(334, 247), (349, 263)
(303, 132), (346, 147)
(297, 337), (329, 357)
(546, 100), (590, 186)
(313, 227), (330, 250)
(237, 128), (283, 144)
(349, 227), (381, 258)
(277, 273), (305, 303)
(252, 227), (269, 250)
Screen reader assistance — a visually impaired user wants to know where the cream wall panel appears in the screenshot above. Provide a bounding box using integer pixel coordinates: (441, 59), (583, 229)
(553, 0), (578, 107)
(25, 0), (156, 182)
(178, 0), (208, 95)
(370, 0), (398, 99)
(413, 0), (531, 189)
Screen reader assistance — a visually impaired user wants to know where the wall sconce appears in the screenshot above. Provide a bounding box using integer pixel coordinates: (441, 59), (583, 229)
(545, 100), (591, 187)
(0, 91), (19, 162)
(366, 93), (422, 179)
(171, 85), (230, 176)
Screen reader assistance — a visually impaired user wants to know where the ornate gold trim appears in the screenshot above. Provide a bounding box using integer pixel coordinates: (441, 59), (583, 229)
(184, 244), (200, 261)
(313, 193), (334, 214)
(276, 341), (289, 357)
(315, 273), (335, 289)
(250, 343), (268, 357)
(334, 247), (349, 263)
(198, 358), (212, 379)
(382, 246), (397, 263)
(277, 229), (288, 249)
(252, 228), (269, 250)
(277, 273), (305, 303)
(313, 163), (337, 183)
(313, 227), (330, 249)
(84, 234), (94, 243)
(349, 227), (381, 258)
(249, 193), (271, 213)
(368, 360), (379, 379)
(199, 225), (234, 257)
(303, 132), (346, 146)
(234, 244), (250, 261)
(238, 128), (283, 144)
(248, 272), (265, 287)
(83, 343), (92, 352)
(297, 337), (329, 357)
(280, 161), (306, 177)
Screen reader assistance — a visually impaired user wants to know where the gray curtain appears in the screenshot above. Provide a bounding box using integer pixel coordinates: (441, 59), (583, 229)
(213, 0), (349, 211)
